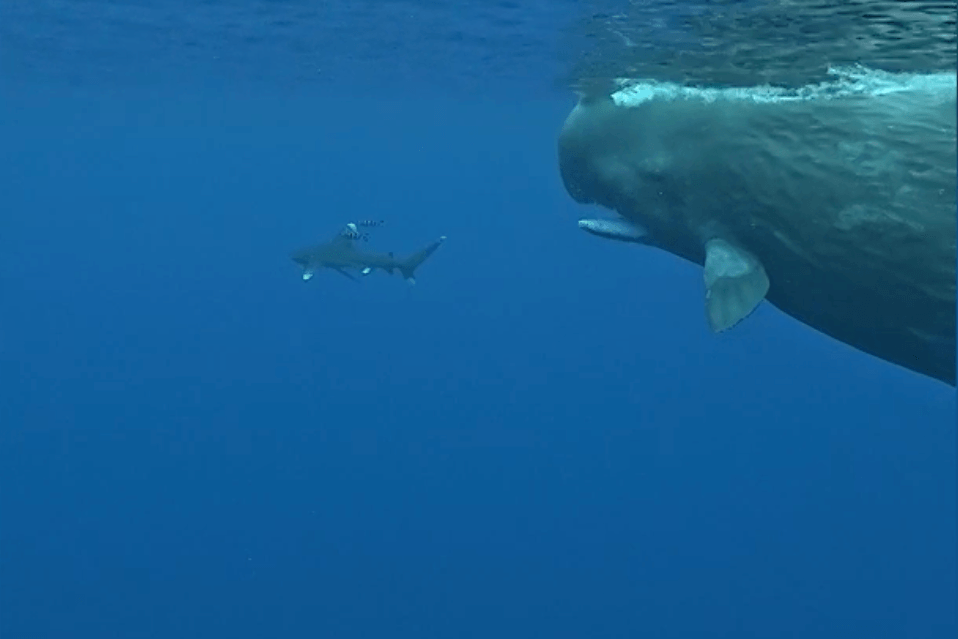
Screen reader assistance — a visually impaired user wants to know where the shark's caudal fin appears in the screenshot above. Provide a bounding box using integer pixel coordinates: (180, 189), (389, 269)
(399, 236), (447, 284)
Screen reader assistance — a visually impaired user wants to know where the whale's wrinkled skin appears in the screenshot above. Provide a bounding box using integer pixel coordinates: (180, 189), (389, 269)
(559, 71), (957, 386)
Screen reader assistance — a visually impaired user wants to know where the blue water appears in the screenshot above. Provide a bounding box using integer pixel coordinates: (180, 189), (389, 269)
(1, 2), (955, 638)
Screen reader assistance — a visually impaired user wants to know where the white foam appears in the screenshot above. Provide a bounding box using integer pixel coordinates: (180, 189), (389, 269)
(610, 65), (957, 108)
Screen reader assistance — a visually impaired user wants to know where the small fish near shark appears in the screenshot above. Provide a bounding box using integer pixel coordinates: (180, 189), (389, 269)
(562, 68), (957, 387)
(290, 221), (446, 285)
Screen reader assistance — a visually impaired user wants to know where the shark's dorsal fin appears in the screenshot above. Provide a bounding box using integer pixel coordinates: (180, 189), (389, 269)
(703, 238), (769, 332)
(335, 220), (384, 243)
(332, 222), (361, 244)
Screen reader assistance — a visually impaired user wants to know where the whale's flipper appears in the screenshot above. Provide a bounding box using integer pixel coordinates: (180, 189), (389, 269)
(703, 238), (770, 332)
(578, 218), (648, 244)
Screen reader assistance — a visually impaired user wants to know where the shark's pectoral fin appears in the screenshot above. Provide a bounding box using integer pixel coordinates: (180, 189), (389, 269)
(703, 238), (769, 332)
(578, 217), (648, 244)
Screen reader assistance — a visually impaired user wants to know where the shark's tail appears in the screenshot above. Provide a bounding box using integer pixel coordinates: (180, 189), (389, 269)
(399, 236), (446, 284)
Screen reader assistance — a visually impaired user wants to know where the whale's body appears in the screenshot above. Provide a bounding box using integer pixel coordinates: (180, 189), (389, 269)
(558, 71), (957, 386)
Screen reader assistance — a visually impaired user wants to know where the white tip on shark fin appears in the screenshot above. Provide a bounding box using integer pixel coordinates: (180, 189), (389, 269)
(361, 267), (372, 275)
(703, 238), (769, 332)
(302, 270), (315, 281)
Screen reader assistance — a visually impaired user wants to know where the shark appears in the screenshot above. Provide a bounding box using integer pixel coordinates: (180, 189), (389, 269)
(558, 69), (957, 386)
(290, 222), (446, 284)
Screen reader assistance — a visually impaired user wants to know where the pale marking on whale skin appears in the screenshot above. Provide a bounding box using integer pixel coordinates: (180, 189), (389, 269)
(578, 217), (648, 243)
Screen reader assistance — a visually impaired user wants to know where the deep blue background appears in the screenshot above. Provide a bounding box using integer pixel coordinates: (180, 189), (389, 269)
(1, 82), (955, 638)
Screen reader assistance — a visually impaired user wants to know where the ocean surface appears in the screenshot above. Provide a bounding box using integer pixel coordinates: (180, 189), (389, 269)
(1, 2), (955, 638)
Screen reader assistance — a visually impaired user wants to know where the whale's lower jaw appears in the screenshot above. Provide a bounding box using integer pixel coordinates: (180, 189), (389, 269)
(559, 94), (957, 387)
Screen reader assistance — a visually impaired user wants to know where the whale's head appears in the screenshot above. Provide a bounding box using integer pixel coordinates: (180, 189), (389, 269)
(558, 96), (704, 261)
